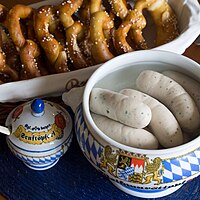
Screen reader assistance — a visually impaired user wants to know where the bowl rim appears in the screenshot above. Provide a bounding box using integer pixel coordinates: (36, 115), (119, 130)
(83, 50), (200, 155)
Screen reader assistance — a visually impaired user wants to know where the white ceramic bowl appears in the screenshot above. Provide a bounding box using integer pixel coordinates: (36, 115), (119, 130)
(74, 50), (200, 198)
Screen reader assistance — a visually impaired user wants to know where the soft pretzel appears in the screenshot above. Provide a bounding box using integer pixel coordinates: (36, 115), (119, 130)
(113, 21), (134, 54)
(7, 4), (33, 49)
(49, 21), (66, 47)
(113, 10), (146, 53)
(65, 21), (92, 69)
(90, 11), (114, 64)
(114, 0), (179, 51)
(0, 0), (180, 84)
(78, 0), (103, 61)
(0, 48), (19, 81)
(78, 0), (104, 25)
(78, 0), (90, 24)
(108, 0), (129, 19)
(59, 0), (83, 29)
(6, 5), (50, 79)
(145, 0), (179, 46)
(90, 0), (103, 14)
(19, 40), (43, 79)
(0, 25), (21, 72)
(132, 0), (179, 48)
(34, 5), (69, 73)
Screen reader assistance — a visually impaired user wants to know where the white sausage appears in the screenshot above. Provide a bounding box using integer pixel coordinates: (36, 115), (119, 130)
(91, 113), (159, 150)
(163, 70), (200, 112)
(90, 88), (152, 128)
(136, 70), (200, 132)
(120, 89), (183, 148)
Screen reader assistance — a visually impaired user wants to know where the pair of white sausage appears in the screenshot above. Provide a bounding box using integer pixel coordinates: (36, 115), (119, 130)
(89, 86), (184, 148)
(90, 88), (158, 149)
(163, 70), (200, 113)
(136, 70), (200, 133)
(120, 89), (183, 148)
(91, 113), (159, 150)
(89, 70), (200, 149)
(90, 88), (152, 129)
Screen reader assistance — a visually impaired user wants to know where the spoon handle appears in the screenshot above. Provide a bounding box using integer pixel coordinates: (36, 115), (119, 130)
(194, 35), (200, 46)
(0, 126), (10, 135)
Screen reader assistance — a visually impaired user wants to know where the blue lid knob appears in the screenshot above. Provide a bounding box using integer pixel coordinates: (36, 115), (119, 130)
(31, 99), (45, 117)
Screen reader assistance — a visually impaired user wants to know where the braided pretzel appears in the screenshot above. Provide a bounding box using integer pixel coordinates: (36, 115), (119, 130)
(79, 0), (104, 25)
(114, 0), (179, 51)
(132, 0), (178, 48)
(49, 21), (66, 47)
(144, 0), (179, 46)
(108, 0), (129, 19)
(59, 0), (83, 29)
(19, 40), (43, 79)
(65, 21), (93, 69)
(7, 4), (33, 49)
(0, 25), (21, 72)
(6, 4), (49, 79)
(0, 48), (19, 81)
(78, 0), (90, 24)
(113, 10), (146, 54)
(90, 11), (114, 64)
(78, 0), (104, 61)
(34, 5), (69, 73)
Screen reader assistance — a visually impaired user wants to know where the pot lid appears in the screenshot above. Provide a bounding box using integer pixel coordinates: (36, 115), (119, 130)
(6, 98), (72, 152)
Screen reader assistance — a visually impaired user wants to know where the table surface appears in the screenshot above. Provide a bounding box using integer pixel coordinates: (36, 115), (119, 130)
(0, 0), (200, 200)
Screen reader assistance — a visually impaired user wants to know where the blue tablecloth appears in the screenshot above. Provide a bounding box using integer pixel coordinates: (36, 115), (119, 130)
(0, 107), (199, 200)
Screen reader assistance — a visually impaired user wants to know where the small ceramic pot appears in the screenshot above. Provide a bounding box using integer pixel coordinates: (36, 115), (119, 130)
(72, 50), (200, 198)
(4, 99), (73, 170)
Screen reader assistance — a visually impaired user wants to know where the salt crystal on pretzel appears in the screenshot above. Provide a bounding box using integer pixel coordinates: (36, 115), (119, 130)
(34, 5), (69, 73)
(113, 0), (179, 52)
(65, 21), (93, 69)
(59, 0), (84, 29)
(90, 11), (114, 64)
(109, 0), (129, 19)
(7, 4), (33, 49)
(133, 0), (179, 48)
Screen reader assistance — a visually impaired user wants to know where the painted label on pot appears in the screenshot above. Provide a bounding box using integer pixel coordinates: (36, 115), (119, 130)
(13, 112), (66, 145)
(100, 145), (163, 185)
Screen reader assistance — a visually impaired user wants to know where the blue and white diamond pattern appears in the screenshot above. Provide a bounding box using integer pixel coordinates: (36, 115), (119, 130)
(7, 133), (73, 169)
(75, 104), (200, 184)
(75, 104), (103, 167)
(162, 148), (200, 183)
(118, 166), (135, 180)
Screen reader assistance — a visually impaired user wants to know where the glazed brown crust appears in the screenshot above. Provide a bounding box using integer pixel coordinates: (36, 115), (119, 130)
(90, 11), (114, 64)
(19, 39), (42, 79)
(0, 48), (19, 81)
(7, 4), (33, 48)
(34, 5), (69, 73)
(65, 21), (92, 69)
(0, 0), (179, 83)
